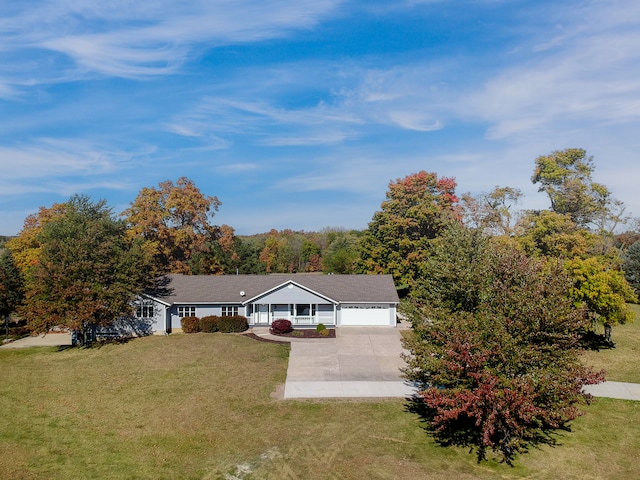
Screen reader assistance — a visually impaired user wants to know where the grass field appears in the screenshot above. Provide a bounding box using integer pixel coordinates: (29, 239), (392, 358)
(581, 304), (640, 383)
(0, 327), (639, 479)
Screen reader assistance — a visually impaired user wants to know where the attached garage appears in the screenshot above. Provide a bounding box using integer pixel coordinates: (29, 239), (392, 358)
(338, 303), (396, 327)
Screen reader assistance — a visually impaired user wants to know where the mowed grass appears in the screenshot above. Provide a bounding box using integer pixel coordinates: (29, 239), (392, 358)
(0, 333), (639, 479)
(581, 304), (640, 383)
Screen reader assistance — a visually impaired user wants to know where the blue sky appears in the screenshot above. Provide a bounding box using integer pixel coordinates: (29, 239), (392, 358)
(2, 0), (639, 236)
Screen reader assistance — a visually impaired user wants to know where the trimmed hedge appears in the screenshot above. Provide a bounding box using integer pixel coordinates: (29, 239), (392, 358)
(181, 315), (249, 334)
(271, 318), (293, 335)
(181, 316), (201, 333)
(200, 315), (219, 333)
(214, 315), (248, 333)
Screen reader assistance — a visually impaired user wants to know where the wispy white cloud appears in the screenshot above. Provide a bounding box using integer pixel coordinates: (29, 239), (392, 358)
(460, 1), (640, 140)
(387, 112), (442, 131)
(0, 138), (146, 182)
(214, 162), (261, 175)
(1, 0), (347, 79)
(258, 131), (359, 146)
(165, 61), (449, 147)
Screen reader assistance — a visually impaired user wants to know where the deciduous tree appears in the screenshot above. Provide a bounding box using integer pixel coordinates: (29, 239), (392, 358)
(18, 195), (153, 339)
(531, 148), (621, 230)
(322, 229), (361, 274)
(624, 240), (640, 295)
(0, 250), (24, 320)
(258, 230), (296, 273)
(123, 177), (225, 274)
(516, 210), (593, 259)
(564, 256), (637, 342)
(357, 171), (459, 290)
(403, 233), (603, 465)
(461, 186), (523, 237)
(6, 203), (67, 275)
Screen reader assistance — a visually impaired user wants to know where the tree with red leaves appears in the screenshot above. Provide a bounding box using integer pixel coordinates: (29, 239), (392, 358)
(403, 225), (604, 465)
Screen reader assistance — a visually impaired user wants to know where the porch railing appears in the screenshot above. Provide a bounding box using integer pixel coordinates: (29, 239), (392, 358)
(292, 316), (317, 325)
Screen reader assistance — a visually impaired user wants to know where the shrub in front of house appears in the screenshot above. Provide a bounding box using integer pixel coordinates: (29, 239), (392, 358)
(315, 323), (327, 333)
(271, 319), (293, 335)
(199, 315), (219, 333)
(214, 315), (248, 333)
(181, 316), (201, 333)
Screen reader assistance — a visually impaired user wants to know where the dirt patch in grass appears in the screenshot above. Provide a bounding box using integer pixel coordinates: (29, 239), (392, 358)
(242, 332), (289, 344)
(271, 328), (336, 339)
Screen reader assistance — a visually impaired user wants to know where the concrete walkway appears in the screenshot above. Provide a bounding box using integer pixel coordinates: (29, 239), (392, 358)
(583, 381), (640, 401)
(1, 333), (71, 349)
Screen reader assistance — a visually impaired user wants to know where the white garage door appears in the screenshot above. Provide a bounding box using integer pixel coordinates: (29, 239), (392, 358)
(340, 304), (392, 326)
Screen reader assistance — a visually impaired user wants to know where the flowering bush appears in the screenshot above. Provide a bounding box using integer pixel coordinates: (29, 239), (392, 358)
(271, 319), (293, 334)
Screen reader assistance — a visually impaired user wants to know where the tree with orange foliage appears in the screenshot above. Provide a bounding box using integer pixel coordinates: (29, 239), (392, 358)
(123, 177), (235, 274)
(6, 203), (67, 275)
(357, 171), (459, 291)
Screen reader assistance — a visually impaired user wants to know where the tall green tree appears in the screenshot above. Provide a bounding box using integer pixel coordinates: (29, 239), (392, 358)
(516, 210), (593, 259)
(565, 256), (637, 342)
(322, 229), (361, 274)
(0, 250), (24, 321)
(403, 236), (603, 465)
(357, 171), (459, 291)
(410, 222), (492, 315)
(18, 195), (153, 339)
(231, 237), (266, 274)
(624, 240), (640, 295)
(531, 148), (620, 230)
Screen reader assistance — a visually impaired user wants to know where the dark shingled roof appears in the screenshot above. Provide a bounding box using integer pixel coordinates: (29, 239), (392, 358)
(147, 274), (399, 305)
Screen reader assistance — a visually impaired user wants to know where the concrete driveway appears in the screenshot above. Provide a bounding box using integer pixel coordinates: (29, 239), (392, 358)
(281, 327), (416, 399)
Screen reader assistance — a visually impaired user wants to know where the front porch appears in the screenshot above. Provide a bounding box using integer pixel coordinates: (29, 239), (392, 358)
(249, 302), (336, 327)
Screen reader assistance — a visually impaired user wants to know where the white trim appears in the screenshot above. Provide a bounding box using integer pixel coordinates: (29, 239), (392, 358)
(244, 280), (338, 305)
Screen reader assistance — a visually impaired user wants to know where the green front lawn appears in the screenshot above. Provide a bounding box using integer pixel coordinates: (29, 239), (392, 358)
(0, 332), (639, 479)
(581, 304), (640, 383)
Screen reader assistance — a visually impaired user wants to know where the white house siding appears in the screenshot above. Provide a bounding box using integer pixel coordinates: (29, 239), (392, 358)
(338, 303), (396, 326)
(248, 283), (337, 326)
(254, 283), (330, 305)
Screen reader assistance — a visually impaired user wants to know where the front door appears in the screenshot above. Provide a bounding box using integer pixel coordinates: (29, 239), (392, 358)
(256, 304), (270, 324)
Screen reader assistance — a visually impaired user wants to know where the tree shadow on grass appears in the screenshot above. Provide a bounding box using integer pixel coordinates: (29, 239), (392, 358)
(580, 331), (615, 351)
(55, 336), (135, 351)
(404, 394), (569, 466)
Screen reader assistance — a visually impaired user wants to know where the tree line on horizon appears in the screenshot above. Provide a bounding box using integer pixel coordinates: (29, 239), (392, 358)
(1, 149), (640, 325)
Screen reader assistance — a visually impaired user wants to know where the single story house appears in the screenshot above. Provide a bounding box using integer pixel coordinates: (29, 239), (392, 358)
(136, 273), (400, 334)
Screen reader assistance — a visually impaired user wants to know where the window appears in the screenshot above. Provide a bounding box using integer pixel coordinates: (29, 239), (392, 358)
(295, 304), (316, 316)
(178, 306), (196, 318)
(221, 306), (238, 316)
(135, 302), (154, 319)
